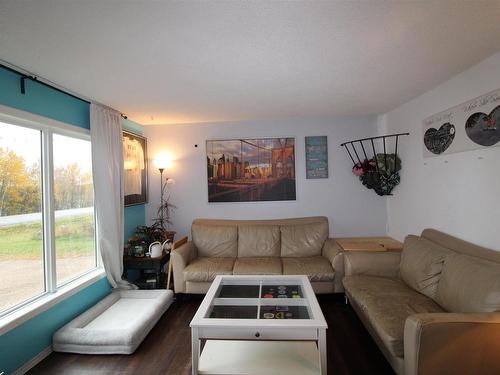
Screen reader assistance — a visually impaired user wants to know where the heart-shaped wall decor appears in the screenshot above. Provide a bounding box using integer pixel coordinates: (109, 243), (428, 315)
(424, 122), (455, 154)
(465, 105), (500, 146)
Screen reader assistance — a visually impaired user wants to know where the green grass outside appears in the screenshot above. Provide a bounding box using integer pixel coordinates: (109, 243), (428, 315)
(0, 214), (95, 259)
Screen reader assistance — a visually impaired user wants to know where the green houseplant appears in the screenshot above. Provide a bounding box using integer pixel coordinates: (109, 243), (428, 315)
(129, 177), (176, 248)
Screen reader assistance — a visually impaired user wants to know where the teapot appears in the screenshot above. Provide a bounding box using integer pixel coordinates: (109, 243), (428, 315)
(163, 239), (173, 251)
(148, 240), (170, 258)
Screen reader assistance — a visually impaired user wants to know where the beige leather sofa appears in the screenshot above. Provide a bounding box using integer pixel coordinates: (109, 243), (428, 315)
(343, 229), (500, 375)
(171, 217), (343, 294)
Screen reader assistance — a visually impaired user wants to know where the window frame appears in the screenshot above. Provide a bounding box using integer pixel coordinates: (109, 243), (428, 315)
(0, 104), (103, 326)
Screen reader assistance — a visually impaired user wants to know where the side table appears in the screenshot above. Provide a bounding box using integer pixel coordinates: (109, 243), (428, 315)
(166, 236), (188, 291)
(336, 236), (403, 252)
(123, 251), (170, 289)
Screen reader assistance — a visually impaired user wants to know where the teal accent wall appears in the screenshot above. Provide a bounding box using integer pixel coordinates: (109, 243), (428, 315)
(0, 67), (89, 129)
(0, 278), (111, 374)
(0, 65), (146, 374)
(122, 117), (145, 136)
(124, 204), (146, 241)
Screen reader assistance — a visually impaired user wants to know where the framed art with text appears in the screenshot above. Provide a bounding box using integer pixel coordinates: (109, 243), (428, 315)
(206, 137), (296, 202)
(123, 131), (148, 206)
(423, 88), (500, 157)
(305, 136), (328, 179)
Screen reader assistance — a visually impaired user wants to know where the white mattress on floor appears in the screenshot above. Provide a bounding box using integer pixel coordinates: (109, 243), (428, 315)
(53, 289), (174, 354)
(84, 297), (159, 330)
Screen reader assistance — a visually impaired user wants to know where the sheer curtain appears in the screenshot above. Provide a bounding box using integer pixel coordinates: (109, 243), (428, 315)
(90, 103), (135, 289)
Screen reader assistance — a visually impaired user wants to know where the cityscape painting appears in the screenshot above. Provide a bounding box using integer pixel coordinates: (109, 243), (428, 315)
(207, 138), (296, 202)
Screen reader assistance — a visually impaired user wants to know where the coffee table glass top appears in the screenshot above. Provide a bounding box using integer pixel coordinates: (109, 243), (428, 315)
(216, 284), (303, 299)
(196, 276), (320, 321)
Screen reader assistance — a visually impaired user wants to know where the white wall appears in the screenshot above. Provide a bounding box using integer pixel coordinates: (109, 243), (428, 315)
(384, 51), (500, 251)
(145, 116), (388, 239)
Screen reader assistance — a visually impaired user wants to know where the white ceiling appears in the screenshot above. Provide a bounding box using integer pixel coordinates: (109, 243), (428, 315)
(1, 1), (500, 125)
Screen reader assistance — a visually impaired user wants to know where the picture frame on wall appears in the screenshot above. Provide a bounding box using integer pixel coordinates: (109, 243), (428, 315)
(305, 136), (329, 179)
(206, 137), (296, 203)
(123, 131), (148, 206)
(422, 87), (500, 157)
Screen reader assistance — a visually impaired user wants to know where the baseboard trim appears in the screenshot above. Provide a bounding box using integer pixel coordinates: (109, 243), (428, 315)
(12, 346), (52, 375)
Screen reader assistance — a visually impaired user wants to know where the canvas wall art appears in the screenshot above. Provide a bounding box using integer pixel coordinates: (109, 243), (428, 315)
(422, 88), (500, 157)
(206, 138), (296, 202)
(305, 136), (328, 179)
(123, 131), (148, 206)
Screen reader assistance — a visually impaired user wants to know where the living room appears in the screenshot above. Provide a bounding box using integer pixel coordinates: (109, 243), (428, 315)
(0, 1), (499, 374)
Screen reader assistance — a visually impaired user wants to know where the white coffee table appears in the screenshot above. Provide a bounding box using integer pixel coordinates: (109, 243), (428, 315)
(190, 275), (328, 375)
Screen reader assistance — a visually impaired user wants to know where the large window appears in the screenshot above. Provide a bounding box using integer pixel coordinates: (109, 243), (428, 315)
(0, 117), (97, 315)
(53, 134), (96, 286)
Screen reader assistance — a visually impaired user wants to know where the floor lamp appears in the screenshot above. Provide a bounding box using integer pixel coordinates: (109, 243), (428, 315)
(153, 155), (172, 232)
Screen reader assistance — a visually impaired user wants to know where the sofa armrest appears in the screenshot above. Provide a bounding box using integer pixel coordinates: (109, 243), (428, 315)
(404, 312), (500, 375)
(343, 251), (401, 278)
(322, 238), (341, 262)
(322, 238), (344, 292)
(171, 241), (197, 293)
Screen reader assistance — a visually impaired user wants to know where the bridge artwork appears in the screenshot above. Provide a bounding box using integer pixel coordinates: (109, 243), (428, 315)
(206, 138), (296, 202)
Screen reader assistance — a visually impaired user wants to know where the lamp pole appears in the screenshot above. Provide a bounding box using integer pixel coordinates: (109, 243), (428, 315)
(158, 167), (165, 231)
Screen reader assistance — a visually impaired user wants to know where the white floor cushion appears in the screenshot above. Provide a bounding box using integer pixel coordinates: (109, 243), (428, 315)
(53, 289), (174, 354)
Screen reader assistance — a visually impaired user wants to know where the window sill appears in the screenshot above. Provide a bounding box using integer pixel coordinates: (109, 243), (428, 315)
(0, 269), (107, 336)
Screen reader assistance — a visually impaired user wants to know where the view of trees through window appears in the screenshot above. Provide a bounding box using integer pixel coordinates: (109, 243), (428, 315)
(53, 134), (96, 286)
(0, 124), (44, 312)
(0, 121), (96, 313)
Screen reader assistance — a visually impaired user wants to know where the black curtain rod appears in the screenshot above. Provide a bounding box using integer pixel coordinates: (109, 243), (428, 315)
(0, 63), (128, 119)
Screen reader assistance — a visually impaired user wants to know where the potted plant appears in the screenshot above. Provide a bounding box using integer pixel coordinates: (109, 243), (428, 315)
(152, 177), (176, 241)
(134, 222), (167, 244)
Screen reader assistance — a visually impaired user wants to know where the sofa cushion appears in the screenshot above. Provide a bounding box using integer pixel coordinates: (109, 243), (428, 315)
(436, 254), (500, 313)
(237, 225), (280, 257)
(282, 256), (334, 281)
(343, 275), (444, 358)
(183, 257), (235, 282)
(280, 222), (328, 257)
(192, 224), (238, 258)
(233, 257), (282, 275)
(399, 235), (453, 300)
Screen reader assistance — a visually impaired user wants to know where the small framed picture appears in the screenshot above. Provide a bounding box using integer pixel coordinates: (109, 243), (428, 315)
(305, 136), (328, 179)
(123, 131), (148, 206)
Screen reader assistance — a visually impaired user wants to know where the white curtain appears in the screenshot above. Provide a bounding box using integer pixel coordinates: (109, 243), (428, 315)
(90, 103), (135, 289)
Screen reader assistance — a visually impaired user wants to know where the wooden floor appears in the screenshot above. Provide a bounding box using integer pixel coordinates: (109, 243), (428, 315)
(29, 294), (394, 375)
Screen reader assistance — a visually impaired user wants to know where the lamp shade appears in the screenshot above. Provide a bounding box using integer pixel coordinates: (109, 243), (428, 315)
(153, 153), (172, 170)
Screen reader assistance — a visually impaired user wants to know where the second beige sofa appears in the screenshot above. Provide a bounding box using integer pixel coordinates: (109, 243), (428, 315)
(171, 216), (343, 294)
(343, 229), (500, 375)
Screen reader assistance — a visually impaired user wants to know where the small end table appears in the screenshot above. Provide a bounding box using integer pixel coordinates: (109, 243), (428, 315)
(123, 251), (170, 289)
(335, 236), (403, 252)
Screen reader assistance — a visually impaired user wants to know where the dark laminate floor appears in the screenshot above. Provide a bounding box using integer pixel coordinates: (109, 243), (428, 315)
(29, 294), (394, 375)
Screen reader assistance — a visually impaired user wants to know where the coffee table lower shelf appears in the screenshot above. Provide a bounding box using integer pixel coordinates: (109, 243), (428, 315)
(198, 340), (320, 375)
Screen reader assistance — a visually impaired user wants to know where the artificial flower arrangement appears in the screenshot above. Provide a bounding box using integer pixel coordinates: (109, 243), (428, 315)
(352, 153), (401, 196)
